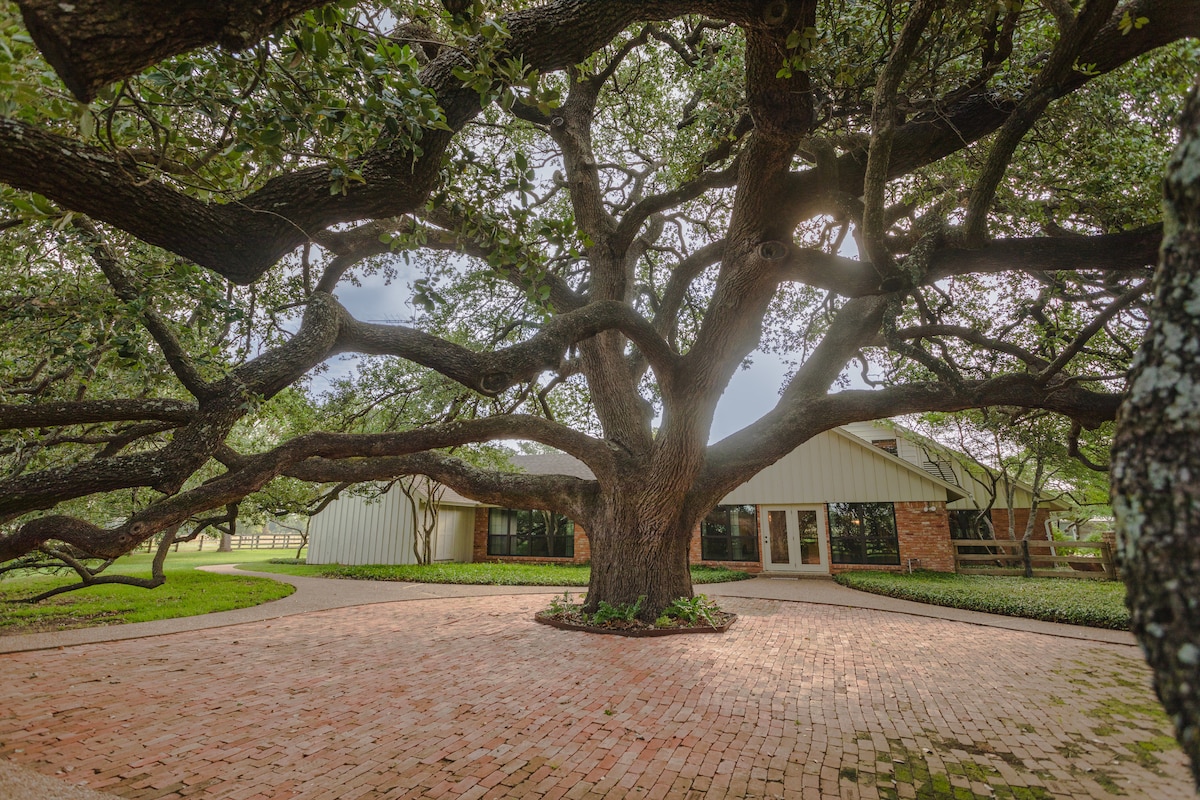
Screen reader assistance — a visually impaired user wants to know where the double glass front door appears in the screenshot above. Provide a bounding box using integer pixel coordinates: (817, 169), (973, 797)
(762, 505), (828, 572)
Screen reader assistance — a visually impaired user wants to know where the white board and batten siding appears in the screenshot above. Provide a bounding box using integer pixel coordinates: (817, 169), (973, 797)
(840, 420), (1048, 511)
(306, 486), (476, 566)
(720, 429), (960, 505)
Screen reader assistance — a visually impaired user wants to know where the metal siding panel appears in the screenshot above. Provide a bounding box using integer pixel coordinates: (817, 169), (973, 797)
(897, 436), (924, 466)
(387, 492), (405, 564)
(350, 498), (363, 564)
(308, 487), (422, 566)
(435, 506), (474, 563)
(308, 508), (333, 564)
(390, 491), (415, 565)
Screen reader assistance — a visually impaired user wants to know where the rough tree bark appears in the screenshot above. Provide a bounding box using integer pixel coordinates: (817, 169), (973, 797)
(16, 0), (331, 102)
(1111, 76), (1200, 786)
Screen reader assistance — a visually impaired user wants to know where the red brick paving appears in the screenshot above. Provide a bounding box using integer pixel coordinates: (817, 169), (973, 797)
(0, 596), (1192, 799)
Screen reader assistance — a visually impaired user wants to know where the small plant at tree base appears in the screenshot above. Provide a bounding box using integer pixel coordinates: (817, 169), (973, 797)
(537, 591), (732, 634)
(546, 591), (581, 616)
(590, 595), (645, 625)
(659, 595), (722, 627)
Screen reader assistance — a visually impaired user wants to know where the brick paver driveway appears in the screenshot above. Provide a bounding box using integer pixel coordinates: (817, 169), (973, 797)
(0, 595), (1191, 799)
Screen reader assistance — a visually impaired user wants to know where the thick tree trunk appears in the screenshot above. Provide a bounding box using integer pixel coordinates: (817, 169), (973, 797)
(583, 496), (695, 621)
(218, 532), (233, 553)
(1111, 77), (1200, 786)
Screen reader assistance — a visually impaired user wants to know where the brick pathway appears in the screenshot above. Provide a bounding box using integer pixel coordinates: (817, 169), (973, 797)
(0, 596), (1191, 799)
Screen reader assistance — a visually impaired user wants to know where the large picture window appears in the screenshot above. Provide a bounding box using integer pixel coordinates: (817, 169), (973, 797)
(701, 504), (759, 562)
(827, 502), (900, 565)
(487, 508), (574, 558)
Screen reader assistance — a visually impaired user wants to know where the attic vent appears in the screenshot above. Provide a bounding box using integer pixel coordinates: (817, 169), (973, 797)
(921, 459), (959, 486)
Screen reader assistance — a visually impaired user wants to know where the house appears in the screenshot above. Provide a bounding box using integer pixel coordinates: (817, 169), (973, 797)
(305, 483), (479, 566)
(307, 421), (1062, 575)
(839, 420), (1066, 542)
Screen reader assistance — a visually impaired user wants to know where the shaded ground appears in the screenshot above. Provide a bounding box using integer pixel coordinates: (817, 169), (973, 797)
(0, 594), (1190, 799)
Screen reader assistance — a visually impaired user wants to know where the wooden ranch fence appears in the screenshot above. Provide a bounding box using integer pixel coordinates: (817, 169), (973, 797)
(224, 533), (307, 550)
(952, 538), (1117, 580)
(141, 533), (307, 552)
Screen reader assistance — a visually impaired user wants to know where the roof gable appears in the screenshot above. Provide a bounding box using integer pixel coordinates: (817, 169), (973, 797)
(841, 419), (1068, 511)
(719, 428), (966, 505)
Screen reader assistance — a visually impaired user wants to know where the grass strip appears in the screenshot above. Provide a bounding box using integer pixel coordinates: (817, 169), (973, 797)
(0, 548), (297, 634)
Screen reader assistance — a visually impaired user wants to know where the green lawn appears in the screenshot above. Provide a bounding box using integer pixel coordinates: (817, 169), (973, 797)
(0, 548), (297, 635)
(241, 560), (755, 587)
(835, 570), (1130, 630)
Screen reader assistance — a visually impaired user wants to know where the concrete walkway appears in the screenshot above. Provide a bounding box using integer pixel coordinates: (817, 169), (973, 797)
(2, 568), (1187, 799)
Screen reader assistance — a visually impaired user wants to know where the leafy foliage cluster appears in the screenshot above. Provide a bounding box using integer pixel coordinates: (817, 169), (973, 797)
(539, 590), (730, 630)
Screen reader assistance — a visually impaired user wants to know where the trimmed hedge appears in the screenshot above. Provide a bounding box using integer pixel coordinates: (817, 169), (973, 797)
(253, 560), (753, 587)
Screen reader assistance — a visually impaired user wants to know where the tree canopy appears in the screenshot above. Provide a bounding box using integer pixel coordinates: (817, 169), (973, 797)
(0, 0), (1197, 612)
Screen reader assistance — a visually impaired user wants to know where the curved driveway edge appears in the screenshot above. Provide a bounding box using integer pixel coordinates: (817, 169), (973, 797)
(0, 567), (1134, 654)
(0, 566), (573, 655)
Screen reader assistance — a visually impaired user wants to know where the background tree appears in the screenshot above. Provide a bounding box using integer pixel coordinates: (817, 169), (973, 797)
(917, 409), (1111, 539)
(0, 1), (1196, 638)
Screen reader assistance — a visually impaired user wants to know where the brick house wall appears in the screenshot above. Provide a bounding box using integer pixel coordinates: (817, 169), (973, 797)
(471, 507), (591, 565)
(990, 507), (1053, 540)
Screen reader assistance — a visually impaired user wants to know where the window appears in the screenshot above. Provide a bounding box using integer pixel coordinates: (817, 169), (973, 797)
(871, 438), (898, 456)
(487, 508), (574, 558)
(827, 502), (900, 565)
(701, 505), (759, 562)
(949, 509), (994, 539)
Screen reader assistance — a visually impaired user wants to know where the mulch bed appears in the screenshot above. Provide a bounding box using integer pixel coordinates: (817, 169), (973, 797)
(533, 611), (736, 637)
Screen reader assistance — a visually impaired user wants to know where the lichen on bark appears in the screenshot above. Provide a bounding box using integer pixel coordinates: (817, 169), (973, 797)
(1112, 76), (1200, 786)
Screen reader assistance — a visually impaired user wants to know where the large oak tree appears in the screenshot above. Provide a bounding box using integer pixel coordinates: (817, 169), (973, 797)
(2, 2), (1199, 768)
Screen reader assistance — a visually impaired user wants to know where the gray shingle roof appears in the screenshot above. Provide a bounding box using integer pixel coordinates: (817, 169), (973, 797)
(509, 453), (595, 480)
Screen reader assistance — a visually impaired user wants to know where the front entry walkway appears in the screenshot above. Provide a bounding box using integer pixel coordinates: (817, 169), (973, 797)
(0, 589), (1191, 799)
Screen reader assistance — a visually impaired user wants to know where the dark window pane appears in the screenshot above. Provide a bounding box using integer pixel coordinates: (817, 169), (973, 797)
(702, 537), (730, 561)
(487, 508), (575, 559)
(488, 508), (513, 537)
(827, 502), (899, 565)
(701, 505), (758, 562)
